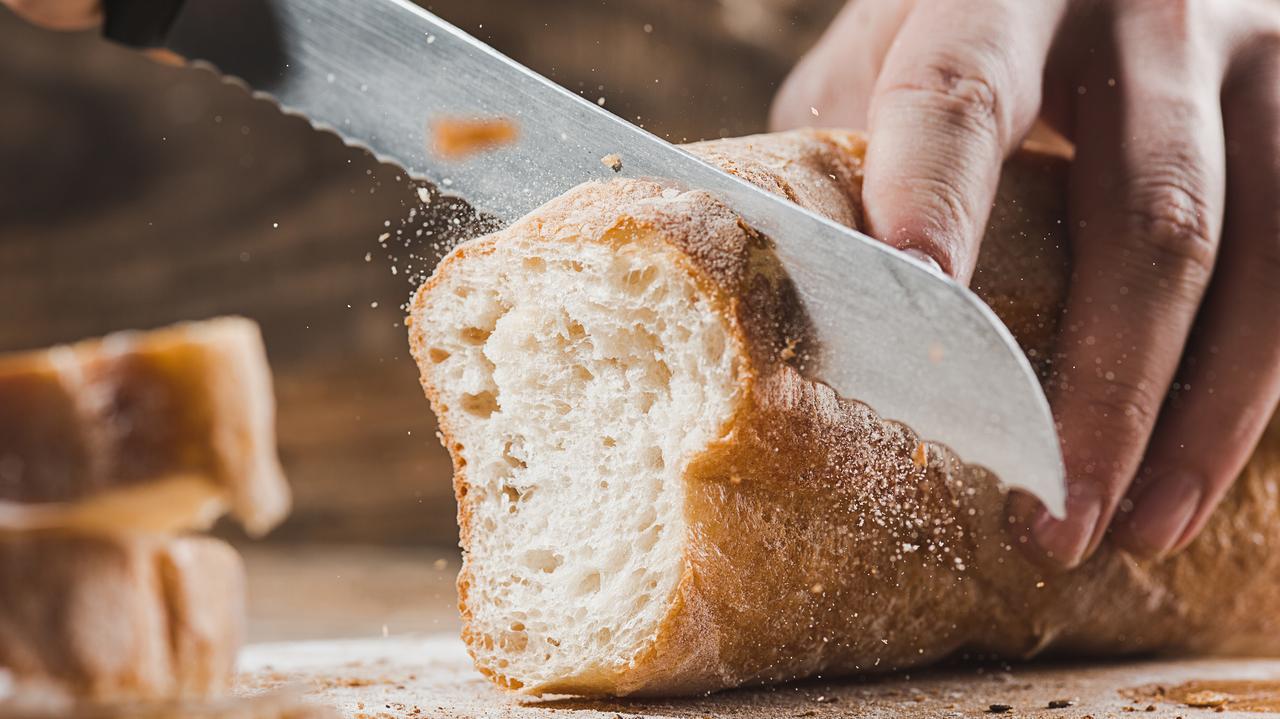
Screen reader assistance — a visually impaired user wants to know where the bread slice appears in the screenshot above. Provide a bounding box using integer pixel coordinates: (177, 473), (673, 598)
(408, 129), (1280, 695)
(0, 534), (244, 704)
(0, 317), (289, 536)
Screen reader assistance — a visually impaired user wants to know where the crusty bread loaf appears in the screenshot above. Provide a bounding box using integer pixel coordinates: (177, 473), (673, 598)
(0, 534), (244, 704)
(407, 129), (1280, 696)
(0, 317), (290, 536)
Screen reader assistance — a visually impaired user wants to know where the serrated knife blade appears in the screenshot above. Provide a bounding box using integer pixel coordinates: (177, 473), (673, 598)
(154, 0), (1066, 515)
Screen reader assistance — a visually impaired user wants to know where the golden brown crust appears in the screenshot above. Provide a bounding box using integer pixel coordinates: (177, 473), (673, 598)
(661, 129), (1279, 689)
(0, 318), (290, 536)
(0, 534), (245, 704)
(411, 129), (1280, 696)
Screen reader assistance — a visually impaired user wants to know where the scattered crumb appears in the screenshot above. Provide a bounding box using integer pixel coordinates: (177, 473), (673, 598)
(810, 583), (825, 595)
(1127, 680), (1280, 713)
(986, 704), (1012, 714)
(1184, 691), (1229, 708)
(601, 153), (623, 172)
(431, 117), (518, 159)
(780, 337), (798, 361)
(911, 442), (928, 468)
(1047, 698), (1073, 708)
(320, 676), (379, 688)
(433, 558), (448, 571)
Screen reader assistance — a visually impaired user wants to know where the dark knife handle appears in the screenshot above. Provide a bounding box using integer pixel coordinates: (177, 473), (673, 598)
(102, 0), (187, 47)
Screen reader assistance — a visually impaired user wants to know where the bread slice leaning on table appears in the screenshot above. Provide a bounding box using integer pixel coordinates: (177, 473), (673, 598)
(408, 129), (1280, 696)
(0, 317), (290, 536)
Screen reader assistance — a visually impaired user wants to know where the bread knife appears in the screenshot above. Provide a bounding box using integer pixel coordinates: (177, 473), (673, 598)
(104, 0), (1068, 516)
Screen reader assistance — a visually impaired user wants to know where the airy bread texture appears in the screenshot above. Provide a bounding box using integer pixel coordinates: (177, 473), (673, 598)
(409, 130), (1280, 696)
(0, 317), (290, 536)
(0, 534), (244, 704)
(412, 200), (744, 688)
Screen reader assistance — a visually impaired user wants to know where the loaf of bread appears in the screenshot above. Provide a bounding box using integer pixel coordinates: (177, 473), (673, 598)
(408, 129), (1280, 696)
(0, 534), (244, 704)
(0, 317), (290, 536)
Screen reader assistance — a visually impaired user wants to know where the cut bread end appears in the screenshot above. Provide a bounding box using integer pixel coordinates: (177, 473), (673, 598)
(410, 202), (744, 693)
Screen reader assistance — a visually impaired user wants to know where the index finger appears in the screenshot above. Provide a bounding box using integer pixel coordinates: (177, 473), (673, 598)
(863, 0), (1066, 281)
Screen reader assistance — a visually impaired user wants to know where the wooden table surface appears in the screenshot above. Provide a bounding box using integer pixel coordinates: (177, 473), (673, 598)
(243, 544), (462, 643)
(238, 637), (1280, 718)
(239, 545), (1280, 718)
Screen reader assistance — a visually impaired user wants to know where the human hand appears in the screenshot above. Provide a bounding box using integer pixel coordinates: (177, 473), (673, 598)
(772, 0), (1280, 568)
(2, 0), (100, 29)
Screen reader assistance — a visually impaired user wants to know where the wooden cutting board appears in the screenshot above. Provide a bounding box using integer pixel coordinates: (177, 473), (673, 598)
(236, 636), (1280, 718)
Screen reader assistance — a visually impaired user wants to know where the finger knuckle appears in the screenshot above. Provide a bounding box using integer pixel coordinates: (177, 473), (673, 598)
(882, 61), (1004, 142)
(1079, 378), (1162, 439)
(1123, 174), (1218, 284)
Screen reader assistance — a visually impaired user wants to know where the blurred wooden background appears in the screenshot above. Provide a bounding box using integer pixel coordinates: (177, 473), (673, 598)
(0, 0), (842, 546)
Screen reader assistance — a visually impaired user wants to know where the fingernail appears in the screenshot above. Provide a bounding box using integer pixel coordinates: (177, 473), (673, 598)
(1031, 492), (1103, 569)
(903, 248), (946, 277)
(1122, 471), (1202, 558)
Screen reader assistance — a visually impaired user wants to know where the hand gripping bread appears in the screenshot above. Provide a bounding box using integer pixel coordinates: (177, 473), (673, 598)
(0, 317), (290, 536)
(0, 534), (244, 704)
(408, 129), (1280, 696)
